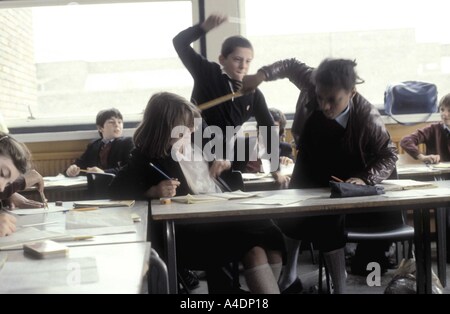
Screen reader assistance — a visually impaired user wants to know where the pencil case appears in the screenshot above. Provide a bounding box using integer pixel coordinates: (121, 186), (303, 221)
(329, 181), (385, 198)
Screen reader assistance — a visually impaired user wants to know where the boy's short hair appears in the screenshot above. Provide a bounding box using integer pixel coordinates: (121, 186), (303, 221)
(269, 108), (287, 137)
(438, 93), (450, 110)
(96, 108), (123, 137)
(221, 36), (253, 58)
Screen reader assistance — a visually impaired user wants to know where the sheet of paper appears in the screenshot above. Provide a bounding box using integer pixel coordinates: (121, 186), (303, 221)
(73, 200), (135, 208)
(431, 162), (450, 169)
(379, 179), (437, 191)
(240, 194), (311, 205)
(279, 163), (294, 176)
(9, 204), (70, 216)
(0, 257), (98, 292)
(43, 174), (87, 187)
(397, 166), (434, 173)
(241, 173), (271, 181)
(66, 226), (136, 237)
(0, 227), (67, 250)
(65, 209), (134, 229)
(383, 188), (450, 198)
(171, 190), (259, 204)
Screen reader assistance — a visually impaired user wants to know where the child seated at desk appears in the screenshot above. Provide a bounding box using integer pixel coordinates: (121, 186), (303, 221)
(0, 132), (46, 235)
(400, 93), (450, 164)
(111, 92), (285, 294)
(66, 108), (134, 177)
(245, 108), (293, 187)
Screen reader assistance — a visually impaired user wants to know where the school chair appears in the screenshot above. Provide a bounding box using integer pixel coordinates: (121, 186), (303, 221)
(86, 172), (115, 199)
(148, 248), (169, 294)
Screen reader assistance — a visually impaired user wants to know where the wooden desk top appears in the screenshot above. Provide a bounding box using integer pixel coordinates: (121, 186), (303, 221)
(151, 181), (450, 222)
(0, 242), (150, 294)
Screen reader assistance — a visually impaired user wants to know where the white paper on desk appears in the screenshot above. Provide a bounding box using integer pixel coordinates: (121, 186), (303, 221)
(171, 191), (259, 204)
(9, 205), (70, 216)
(431, 162), (450, 169)
(0, 257), (98, 292)
(383, 188), (450, 198)
(240, 194), (310, 205)
(43, 174), (87, 187)
(241, 173), (271, 181)
(379, 179), (437, 191)
(397, 166), (434, 173)
(66, 225), (136, 237)
(0, 227), (67, 250)
(65, 209), (134, 229)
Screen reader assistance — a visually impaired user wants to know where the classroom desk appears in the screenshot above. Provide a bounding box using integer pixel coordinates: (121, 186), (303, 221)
(151, 183), (450, 294)
(397, 163), (449, 287)
(0, 242), (150, 294)
(5, 201), (148, 249)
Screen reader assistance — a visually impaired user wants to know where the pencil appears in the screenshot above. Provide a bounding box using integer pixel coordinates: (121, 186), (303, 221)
(72, 207), (99, 212)
(331, 176), (344, 183)
(149, 162), (172, 180)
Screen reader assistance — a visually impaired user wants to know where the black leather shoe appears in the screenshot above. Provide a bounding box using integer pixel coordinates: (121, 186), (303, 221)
(281, 278), (303, 294)
(179, 268), (200, 290)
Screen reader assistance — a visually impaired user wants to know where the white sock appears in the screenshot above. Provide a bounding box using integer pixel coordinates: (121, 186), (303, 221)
(278, 237), (301, 291)
(270, 262), (282, 282)
(244, 264), (280, 294)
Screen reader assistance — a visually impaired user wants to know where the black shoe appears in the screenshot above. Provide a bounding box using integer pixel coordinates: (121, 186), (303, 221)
(179, 268), (200, 290)
(281, 278), (303, 294)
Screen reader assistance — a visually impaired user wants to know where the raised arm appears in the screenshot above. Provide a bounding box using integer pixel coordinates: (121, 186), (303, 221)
(242, 58), (314, 93)
(173, 14), (227, 80)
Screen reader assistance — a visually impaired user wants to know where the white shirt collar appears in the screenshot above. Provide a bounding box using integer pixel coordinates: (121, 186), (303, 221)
(334, 104), (350, 128)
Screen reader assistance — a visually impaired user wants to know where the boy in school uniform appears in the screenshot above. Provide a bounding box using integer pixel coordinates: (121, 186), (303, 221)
(173, 14), (285, 184)
(65, 108), (134, 177)
(243, 58), (397, 293)
(401, 93), (450, 263)
(400, 93), (450, 164)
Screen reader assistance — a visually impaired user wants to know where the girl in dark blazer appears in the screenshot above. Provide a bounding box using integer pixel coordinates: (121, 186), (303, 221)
(111, 92), (284, 294)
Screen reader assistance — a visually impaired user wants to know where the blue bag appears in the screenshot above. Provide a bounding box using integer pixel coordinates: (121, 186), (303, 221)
(384, 81), (438, 125)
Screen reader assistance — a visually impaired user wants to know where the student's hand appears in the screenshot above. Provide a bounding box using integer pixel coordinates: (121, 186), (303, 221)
(86, 167), (105, 174)
(417, 154), (440, 164)
(201, 14), (227, 33)
(272, 172), (290, 189)
(0, 213), (16, 237)
(146, 179), (180, 199)
(345, 177), (366, 185)
(23, 169), (44, 193)
(279, 156), (294, 165)
(241, 71), (266, 94)
(8, 193), (43, 209)
(209, 160), (231, 178)
(66, 164), (80, 177)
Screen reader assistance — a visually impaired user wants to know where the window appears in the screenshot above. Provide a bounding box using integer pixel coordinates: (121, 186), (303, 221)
(244, 0), (450, 114)
(0, 0), (194, 125)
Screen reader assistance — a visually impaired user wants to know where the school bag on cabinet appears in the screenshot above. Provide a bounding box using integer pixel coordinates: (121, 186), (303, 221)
(384, 81), (437, 125)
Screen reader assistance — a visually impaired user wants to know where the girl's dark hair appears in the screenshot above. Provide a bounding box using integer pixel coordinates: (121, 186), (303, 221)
(439, 93), (450, 110)
(221, 36), (253, 58)
(312, 58), (364, 92)
(96, 108), (123, 137)
(134, 92), (201, 158)
(0, 132), (31, 174)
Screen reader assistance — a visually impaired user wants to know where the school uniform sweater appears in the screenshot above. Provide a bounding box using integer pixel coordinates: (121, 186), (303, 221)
(173, 25), (276, 159)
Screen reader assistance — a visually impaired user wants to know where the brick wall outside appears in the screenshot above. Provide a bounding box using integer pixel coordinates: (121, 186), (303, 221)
(0, 8), (37, 119)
